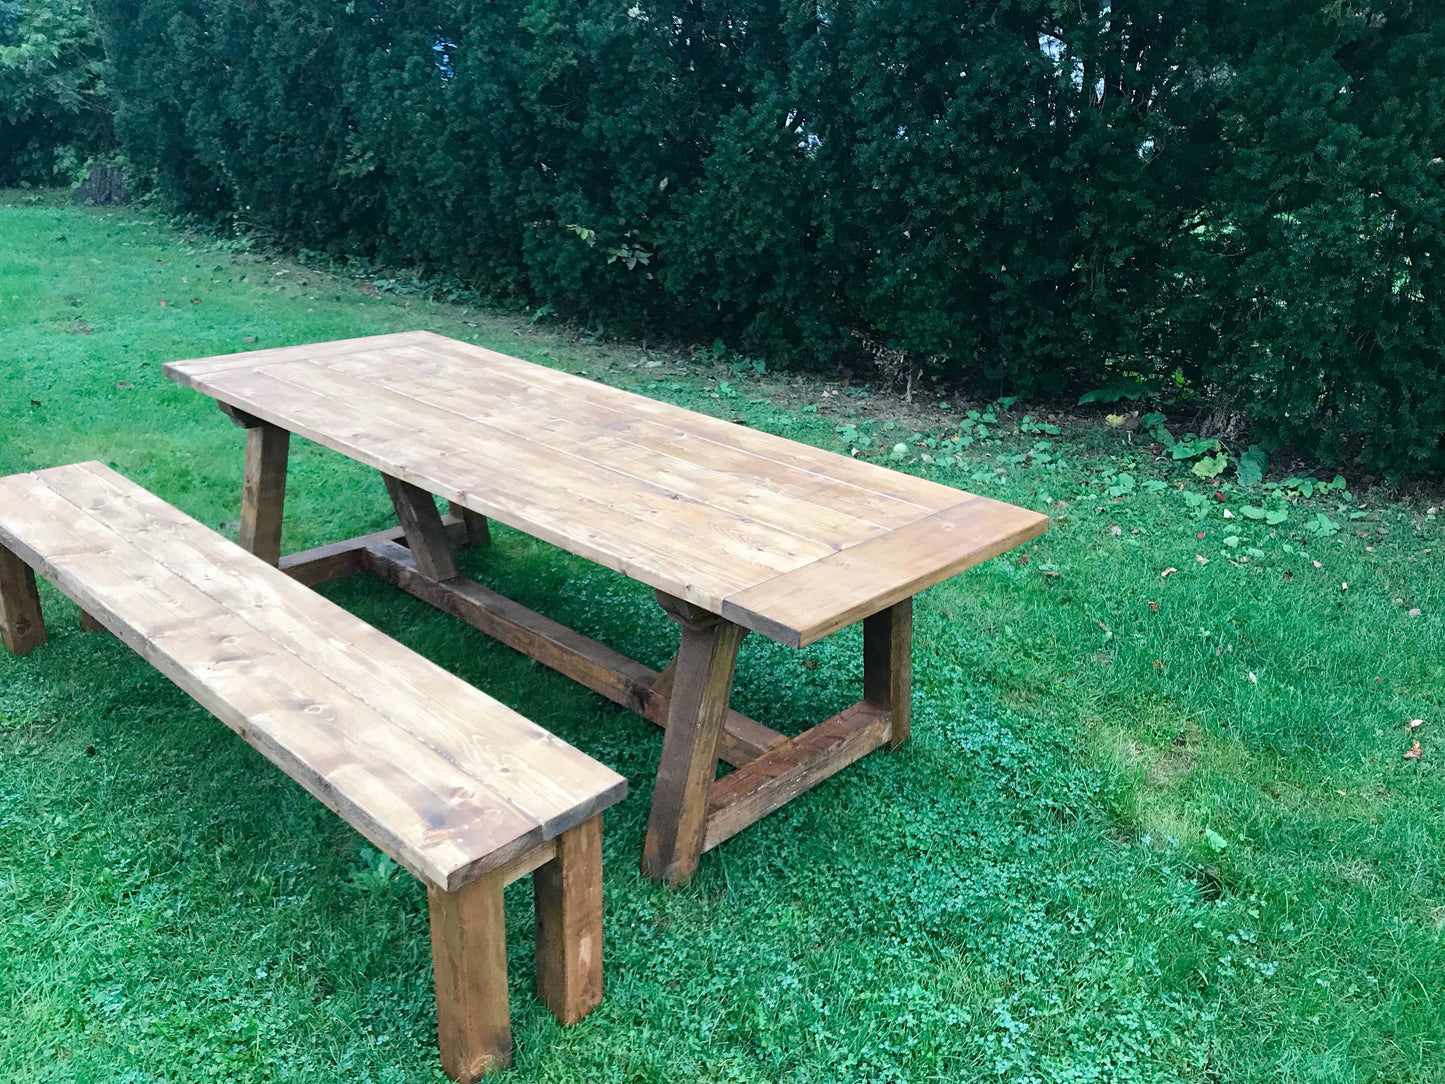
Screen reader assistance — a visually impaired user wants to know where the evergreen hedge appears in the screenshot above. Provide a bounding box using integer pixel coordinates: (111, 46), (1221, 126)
(92, 0), (1445, 475)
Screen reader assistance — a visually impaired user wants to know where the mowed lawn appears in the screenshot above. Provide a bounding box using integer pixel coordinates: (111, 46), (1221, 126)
(2, 193), (1443, 1084)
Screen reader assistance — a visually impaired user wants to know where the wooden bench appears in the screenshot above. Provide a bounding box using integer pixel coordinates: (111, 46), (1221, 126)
(0, 461), (628, 1081)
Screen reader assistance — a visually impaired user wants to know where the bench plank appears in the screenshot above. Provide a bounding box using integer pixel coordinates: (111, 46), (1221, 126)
(0, 463), (626, 891)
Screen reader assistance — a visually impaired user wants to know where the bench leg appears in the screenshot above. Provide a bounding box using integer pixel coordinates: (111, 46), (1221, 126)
(240, 422), (290, 566)
(534, 816), (604, 1024)
(864, 598), (912, 750)
(448, 501), (491, 549)
(384, 474), (460, 581)
(641, 593), (746, 886)
(427, 870), (512, 1081)
(79, 609), (105, 634)
(0, 544), (46, 656)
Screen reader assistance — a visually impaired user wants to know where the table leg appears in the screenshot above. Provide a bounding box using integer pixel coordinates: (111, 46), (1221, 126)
(864, 597), (912, 749)
(0, 544), (46, 656)
(383, 474), (460, 581)
(448, 501), (492, 549)
(641, 592), (746, 886)
(239, 422), (289, 566)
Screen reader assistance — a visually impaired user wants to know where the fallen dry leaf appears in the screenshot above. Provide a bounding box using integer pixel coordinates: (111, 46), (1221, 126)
(1161, 567), (1178, 578)
(1342, 582), (1349, 590)
(1196, 554), (1209, 565)
(1405, 741), (1424, 760)
(1409, 608), (1422, 616)
(1313, 560), (1323, 568)
(1336, 789), (1347, 797)
(1408, 719), (1424, 731)
(1223, 509), (1235, 519)
(1248, 672), (1258, 684)
(1147, 601), (1159, 613)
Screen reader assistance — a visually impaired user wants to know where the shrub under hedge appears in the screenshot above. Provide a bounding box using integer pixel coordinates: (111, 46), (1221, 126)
(0, 0), (113, 185)
(92, 0), (1445, 476)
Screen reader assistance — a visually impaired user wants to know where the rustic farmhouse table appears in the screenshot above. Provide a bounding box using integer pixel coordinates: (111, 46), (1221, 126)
(165, 331), (1048, 884)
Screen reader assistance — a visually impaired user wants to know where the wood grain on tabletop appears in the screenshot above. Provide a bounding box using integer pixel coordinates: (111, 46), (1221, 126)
(165, 332), (1049, 642)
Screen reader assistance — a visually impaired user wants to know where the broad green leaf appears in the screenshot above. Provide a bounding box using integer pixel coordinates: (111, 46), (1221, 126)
(1193, 452), (1228, 478)
(1236, 445), (1267, 487)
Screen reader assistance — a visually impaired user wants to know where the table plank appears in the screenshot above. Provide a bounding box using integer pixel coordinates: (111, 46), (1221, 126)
(322, 349), (886, 551)
(177, 366), (795, 610)
(721, 497), (1050, 646)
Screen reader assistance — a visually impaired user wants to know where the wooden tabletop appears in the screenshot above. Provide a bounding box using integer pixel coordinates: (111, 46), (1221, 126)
(165, 332), (1048, 646)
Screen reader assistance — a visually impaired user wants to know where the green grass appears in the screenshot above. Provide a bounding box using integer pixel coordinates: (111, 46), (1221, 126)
(1, 190), (1443, 1083)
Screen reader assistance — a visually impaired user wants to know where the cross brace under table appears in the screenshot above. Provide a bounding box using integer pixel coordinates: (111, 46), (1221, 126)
(233, 416), (911, 886)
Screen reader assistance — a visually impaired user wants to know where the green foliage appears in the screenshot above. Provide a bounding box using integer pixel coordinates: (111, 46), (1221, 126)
(0, 0), (113, 184)
(1236, 446), (1268, 487)
(89, 0), (1445, 476)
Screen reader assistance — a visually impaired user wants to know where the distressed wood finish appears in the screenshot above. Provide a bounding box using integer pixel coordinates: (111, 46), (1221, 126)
(534, 816), (605, 1024)
(864, 598), (912, 750)
(641, 594), (748, 885)
(0, 542), (46, 655)
(0, 462), (626, 891)
(239, 422), (289, 566)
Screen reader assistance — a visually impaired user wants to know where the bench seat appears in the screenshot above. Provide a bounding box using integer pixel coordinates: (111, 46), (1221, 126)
(0, 461), (627, 1080)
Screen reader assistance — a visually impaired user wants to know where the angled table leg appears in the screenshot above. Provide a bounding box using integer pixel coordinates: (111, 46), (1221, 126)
(383, 474), (460, 581)
(448, 501), (492, 549)
(0, 544), (46, 656)
(239, 422), (290, 566)
(641, 592), (747, 886)
(864, 597), (913, 749)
